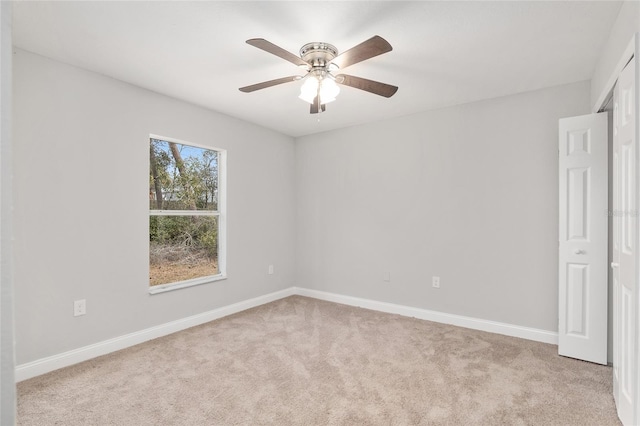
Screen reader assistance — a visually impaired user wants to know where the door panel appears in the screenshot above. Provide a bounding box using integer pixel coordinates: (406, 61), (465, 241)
(558, 113), (608, 365)
(567, 167), (590, 240)
(566, 263), (588, 335)
(622, 285), (632, 399)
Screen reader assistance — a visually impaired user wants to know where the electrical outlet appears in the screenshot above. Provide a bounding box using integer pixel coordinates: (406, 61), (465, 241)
(74, 299), (86, 317)
(383, 272), (391, 282)
(432, 276), (440, 288)
(268, 265), (274, 275)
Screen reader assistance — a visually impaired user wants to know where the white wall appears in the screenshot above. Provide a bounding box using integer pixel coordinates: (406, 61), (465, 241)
(295, 81), (591, 333)
(1, 2), (15, 423)
(12, 49), (296, 365)
(591, 0), (640, 110)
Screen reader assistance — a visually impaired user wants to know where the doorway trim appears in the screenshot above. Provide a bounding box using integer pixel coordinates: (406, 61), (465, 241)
(593, 36), (636, 114)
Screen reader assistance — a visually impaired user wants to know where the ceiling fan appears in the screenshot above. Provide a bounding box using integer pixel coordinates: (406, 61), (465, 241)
(239, 36), (398, 114)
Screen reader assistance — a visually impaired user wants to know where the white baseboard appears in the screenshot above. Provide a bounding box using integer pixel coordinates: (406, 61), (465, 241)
(16, 286), (557, 382)
(293, 287), (558, 345)
(15, 287), (295, 382)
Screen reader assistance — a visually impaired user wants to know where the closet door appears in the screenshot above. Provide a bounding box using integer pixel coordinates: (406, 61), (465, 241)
(613, 56), (636, 426)
(558, 112), (608, 364)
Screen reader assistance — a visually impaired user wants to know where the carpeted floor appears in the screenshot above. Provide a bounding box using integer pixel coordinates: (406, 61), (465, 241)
(18, 295), (620, 425)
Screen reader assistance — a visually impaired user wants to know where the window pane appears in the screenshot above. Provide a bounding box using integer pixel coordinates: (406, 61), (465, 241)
(149, 215), (219, 286)
(149, 139), (219, 211)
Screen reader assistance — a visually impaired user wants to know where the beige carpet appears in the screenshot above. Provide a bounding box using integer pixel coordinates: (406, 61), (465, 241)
(18, 295), (619, 425)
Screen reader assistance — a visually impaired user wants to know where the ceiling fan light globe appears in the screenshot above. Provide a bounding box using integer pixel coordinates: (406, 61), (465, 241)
(299, 77), (319, 104)
(319, 78), (340, 104)
(301, 76), (319, 91)
(299, 93), (316, 104)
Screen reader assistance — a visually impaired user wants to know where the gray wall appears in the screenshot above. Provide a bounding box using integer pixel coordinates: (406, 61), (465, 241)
(1, 2), (15, 424)
(13, 49), (296, 364)
(295, 81), (591, 333)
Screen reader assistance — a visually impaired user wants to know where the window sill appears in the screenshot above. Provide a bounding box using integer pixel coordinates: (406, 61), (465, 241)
(148, 274), (227, 295)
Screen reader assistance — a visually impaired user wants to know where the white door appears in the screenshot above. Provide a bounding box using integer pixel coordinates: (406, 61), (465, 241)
(558, 113), (608, 365)
(613, 56), (636, 426)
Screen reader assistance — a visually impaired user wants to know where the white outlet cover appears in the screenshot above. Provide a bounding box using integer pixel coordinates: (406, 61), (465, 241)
(74, 299), (86, 316)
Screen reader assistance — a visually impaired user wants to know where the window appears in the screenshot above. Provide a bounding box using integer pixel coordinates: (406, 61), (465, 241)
(148, 136), (226, 293)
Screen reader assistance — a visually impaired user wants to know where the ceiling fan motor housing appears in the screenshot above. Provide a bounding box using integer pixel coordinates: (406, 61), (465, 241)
(299, 42), (338, 68)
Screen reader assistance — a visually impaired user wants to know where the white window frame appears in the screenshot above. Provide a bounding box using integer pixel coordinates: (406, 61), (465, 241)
(148, 134), (227, 295)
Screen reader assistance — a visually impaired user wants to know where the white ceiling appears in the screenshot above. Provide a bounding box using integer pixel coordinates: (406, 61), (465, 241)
(13, 1), (622, 138)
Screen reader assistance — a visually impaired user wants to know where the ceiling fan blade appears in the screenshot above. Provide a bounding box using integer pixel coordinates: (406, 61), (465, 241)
(310, 100), (326, 114)
(310, 95), (320, 114)
(330, 36), (392, 70)
(336, 74), (398, 98)
(239, 76), (299, 93)
(246, 38), (308, 67)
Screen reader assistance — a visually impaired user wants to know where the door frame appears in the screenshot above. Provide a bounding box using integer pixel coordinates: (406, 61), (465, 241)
(593, 33), (640, 426)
